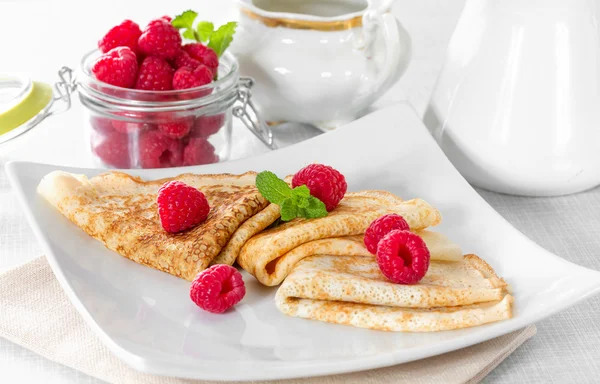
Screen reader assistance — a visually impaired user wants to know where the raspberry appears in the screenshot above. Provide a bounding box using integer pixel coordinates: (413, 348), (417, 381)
(376, 230), (430, 285)
(90, 116), (114, 135)
(93, 131), (131, 168)
(190, 114), (225, 137)
(364, 214), (410, 254)
(183, 138), (219, 166)
(139, 130), (182, 168)
(91, 47), (138, 88)
(292, 164), (347, 211)
(190, 264), (246, 313)
(112, 120), (153, 134)
(98, 20), (142, 54)
(172, 65), (213, 90)
(157, 180), (210, 233)
(138, 18), (181, 60)
(171, 50), (201, 70)
(158, 118), (193, 139)
(135, 56), (174, 91)
(182, 43), (219, 75)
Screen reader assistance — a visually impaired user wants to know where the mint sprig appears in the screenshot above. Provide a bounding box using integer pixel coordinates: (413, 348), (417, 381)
(207, 22), (237, 57)
(196, 21), (214, 42)
(256, 171), (328, 222)
(172, 10), (237, 58)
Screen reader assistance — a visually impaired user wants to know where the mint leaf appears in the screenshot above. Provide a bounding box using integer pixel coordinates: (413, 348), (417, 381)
(291, 185), (310, 208)
(298, 196), (328, 219)
(182, 29), (197, 41)
(296, 196), (310, 209)
(256, 171), (292, 205)
(280, 198), (298, 221)
(196, 21), (214, 42)
(256, 170), (329, 222)
(208, 21), (237, 57)
(172, 10), (198, 30)
(292, 185), (311, 197)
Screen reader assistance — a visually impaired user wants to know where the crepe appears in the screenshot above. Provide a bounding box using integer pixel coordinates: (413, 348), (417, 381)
(238, 190), (442, 285)
(246, 231), (462, 286)
(276, 254), (513, 332)
(37, 170), (269, 281)
(211, 203), (281, 266)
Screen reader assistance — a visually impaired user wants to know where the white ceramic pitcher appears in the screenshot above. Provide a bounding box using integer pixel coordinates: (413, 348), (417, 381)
(231, 0), (411, 130)
(425, 0), (600, 196)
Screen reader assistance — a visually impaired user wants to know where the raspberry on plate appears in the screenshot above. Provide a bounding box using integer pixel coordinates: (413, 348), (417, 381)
(376, 230), (430, 285)
(91, 47), (138, 88)
(135, 56), (174, 91)
(158, 118), (193, 139)
(98, 20), (142, 54)
(364, 214), (410, 254)
(138, 18), (182, 60)
(292, 164), (347, 211)
(172, 50), (201, 70)
(190, 114), (225, 138)
(157, 180), (210, 233)
(139, 130), (182, 168)
(172, 65), (213, 90)
(182, 43), (219, 75)
(190, 264), (246, 314)
(93, 131), (132, 168)
(183, 137), (219, 166)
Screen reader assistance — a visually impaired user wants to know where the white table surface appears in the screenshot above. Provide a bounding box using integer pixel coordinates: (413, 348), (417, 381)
(2, 0), (600, 383)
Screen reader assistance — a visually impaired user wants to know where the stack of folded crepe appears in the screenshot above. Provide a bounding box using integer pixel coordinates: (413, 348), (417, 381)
(38, 170), (513, 332)
(225, 189), (513, 332)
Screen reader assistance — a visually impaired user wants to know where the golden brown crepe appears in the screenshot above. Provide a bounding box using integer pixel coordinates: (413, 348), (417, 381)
(238, 191), (442, 285)
(211, 203), (281, 266)
(37, 170), (268, 280)
(244, 231), (462, 286)
(276, 254), (513, 332)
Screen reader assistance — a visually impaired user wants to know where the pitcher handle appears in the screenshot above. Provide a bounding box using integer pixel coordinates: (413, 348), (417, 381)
(362, 1), (411, 95)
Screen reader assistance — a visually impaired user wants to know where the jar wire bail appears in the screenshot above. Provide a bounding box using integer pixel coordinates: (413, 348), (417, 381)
(233, 77), (276, 150)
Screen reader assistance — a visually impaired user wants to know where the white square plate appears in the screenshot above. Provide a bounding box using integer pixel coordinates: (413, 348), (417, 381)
(6, 104), (600, 381)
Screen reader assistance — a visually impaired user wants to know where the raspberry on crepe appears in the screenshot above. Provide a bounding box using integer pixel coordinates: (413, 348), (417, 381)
(157, 181), (210, 233)
(292, 164), (347, 211)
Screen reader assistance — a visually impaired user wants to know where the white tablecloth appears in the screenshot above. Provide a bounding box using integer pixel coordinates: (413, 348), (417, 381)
(1, 0), (599, 382)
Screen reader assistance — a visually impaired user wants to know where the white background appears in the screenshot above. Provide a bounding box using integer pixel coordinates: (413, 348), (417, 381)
(4, 0), (594, 383)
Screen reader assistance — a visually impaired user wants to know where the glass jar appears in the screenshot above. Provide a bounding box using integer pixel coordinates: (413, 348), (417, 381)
(0, 50), (275, 168)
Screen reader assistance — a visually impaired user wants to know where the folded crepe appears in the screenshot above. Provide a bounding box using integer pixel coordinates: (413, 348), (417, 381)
(211, 203), (281, 266)
(37, 170), (269, 280)
(238, 190), (443, 286)
(276, 254), (513, 332)
(243, 231), (462, 286)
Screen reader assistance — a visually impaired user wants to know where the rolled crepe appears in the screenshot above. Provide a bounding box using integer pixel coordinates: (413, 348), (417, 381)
(276, 254), (513, 332)
(247, 231), (462, 286)
(238, 190), (442, 285)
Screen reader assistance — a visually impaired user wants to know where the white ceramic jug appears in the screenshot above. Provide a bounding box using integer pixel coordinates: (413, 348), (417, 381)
(231, 0), (411, 130)
(425, 0), (600, 196)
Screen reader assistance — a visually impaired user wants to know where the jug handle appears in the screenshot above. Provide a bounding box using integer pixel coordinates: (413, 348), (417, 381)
(362, 0), (411, 95)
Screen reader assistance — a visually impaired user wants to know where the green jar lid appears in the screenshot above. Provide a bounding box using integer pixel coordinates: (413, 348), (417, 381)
(0, 75), (54, 143)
